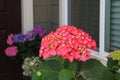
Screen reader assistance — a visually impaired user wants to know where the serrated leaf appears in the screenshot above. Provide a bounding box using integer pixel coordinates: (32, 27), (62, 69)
(39, 67), (59, 80)
(102, 69), (114, 80)
(58, 69), (73, 80)
(68, 61), (78, 71)
(80, 59), (114, 80)
(44, 60), (63, 71)
(33, 60), (63, 80)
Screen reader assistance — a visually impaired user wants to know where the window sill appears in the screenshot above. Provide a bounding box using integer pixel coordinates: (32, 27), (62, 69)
(90, 50), (108, 66)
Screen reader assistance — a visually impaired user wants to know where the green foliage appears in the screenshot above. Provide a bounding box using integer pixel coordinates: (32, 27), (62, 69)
(107, 59), (120, 80)
(68, 61), (78, 72)
(80, 59), (114, 80)
(32, 59), (63, 80)
(115, 73), (120, 80)
(107, 58), (119, 71)
(75, 75), (86, 80)
(102, 69), (114, 80)
(17, 35), (41, 59)
(58, 69), (73, 80)
(107, 50), (120, 80)
(32, 71), (42, 80)
(32, 58), (114, 80)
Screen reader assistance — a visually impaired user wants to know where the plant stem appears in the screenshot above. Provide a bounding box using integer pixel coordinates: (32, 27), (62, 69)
(73, 73), (77, 80)
(75, 72), (82, 79)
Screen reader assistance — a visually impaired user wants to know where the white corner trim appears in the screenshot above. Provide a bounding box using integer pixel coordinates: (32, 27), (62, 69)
(21, 0), (34, 34)
(99, 0), (106, 54)
(59, 0), (68, 25)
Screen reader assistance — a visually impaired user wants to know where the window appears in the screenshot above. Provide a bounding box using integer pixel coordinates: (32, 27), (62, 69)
(60, 0), (109, 58)
(33, 0), (59, 33)
(25, 0), (120, 58)
(68, 0), (100, 49)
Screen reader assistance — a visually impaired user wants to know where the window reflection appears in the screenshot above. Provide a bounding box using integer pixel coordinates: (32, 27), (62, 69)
(33, 0), (59, 33)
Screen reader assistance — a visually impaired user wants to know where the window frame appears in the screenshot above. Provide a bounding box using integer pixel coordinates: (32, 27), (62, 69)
(59, 0), (108, 59)
(21, 0), (34, 34)
(59, 0), (68, 25)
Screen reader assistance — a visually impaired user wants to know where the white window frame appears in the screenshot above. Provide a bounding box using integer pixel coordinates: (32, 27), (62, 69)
(21, 0), (34, 34)
(99, 0), (108, 58)
(59, 0), (68, 25)
(60, 0), (108, 60)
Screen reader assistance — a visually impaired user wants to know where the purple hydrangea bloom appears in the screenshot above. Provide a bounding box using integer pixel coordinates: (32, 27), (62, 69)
(13, 33), (27, 43)
(33, 26), (46, 37)
(25, 30), (36, 41)
(25, 26), (46, 41)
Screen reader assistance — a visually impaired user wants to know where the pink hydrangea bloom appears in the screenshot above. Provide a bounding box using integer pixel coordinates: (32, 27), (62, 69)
(5, 46), (18, 57)
(7, 34), (14, 45)
(39, 25), (97, 62)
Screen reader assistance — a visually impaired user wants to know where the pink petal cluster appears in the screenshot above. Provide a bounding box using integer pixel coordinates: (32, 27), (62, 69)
(5, 46), (18, 57)
(7, 34), (14, 45)
(39, 25), (97, 62)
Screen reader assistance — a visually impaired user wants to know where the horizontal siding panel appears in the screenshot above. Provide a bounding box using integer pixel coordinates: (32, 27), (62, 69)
(111, 13), (120, 18)
(111, 19), (120, 24)
(112, 1), (120, 7)
(111, 7), (120, 12)
(111, 36), (120, 42)
(110, 41), (120, 48)
(111, 25), (120, 30)
(111, 30), (120, 36)
(108, 0), (120, 51)
(110, 46), (120, 51)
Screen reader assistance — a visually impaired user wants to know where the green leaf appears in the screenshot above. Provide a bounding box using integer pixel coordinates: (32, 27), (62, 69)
(68, 61), (78, 71)
(102, 69), (115, 80)
(39, 67), (59, 80)
(77, 61), (84, 72)
(58, 69), (73, 80)
(44, 60), (64, 72)
(32, 60), (64, 80)
(115, 73), (120, 80)
(80, 59), (114, 80)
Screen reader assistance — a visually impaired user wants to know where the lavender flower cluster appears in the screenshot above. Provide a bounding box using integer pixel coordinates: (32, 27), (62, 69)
(13, 26), (46, 43)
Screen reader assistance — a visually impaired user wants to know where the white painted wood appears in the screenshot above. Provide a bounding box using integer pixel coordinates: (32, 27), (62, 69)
(21, 0), (34, 34)
(99, 0), (108, 57)
(59, 0), (68, 25)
